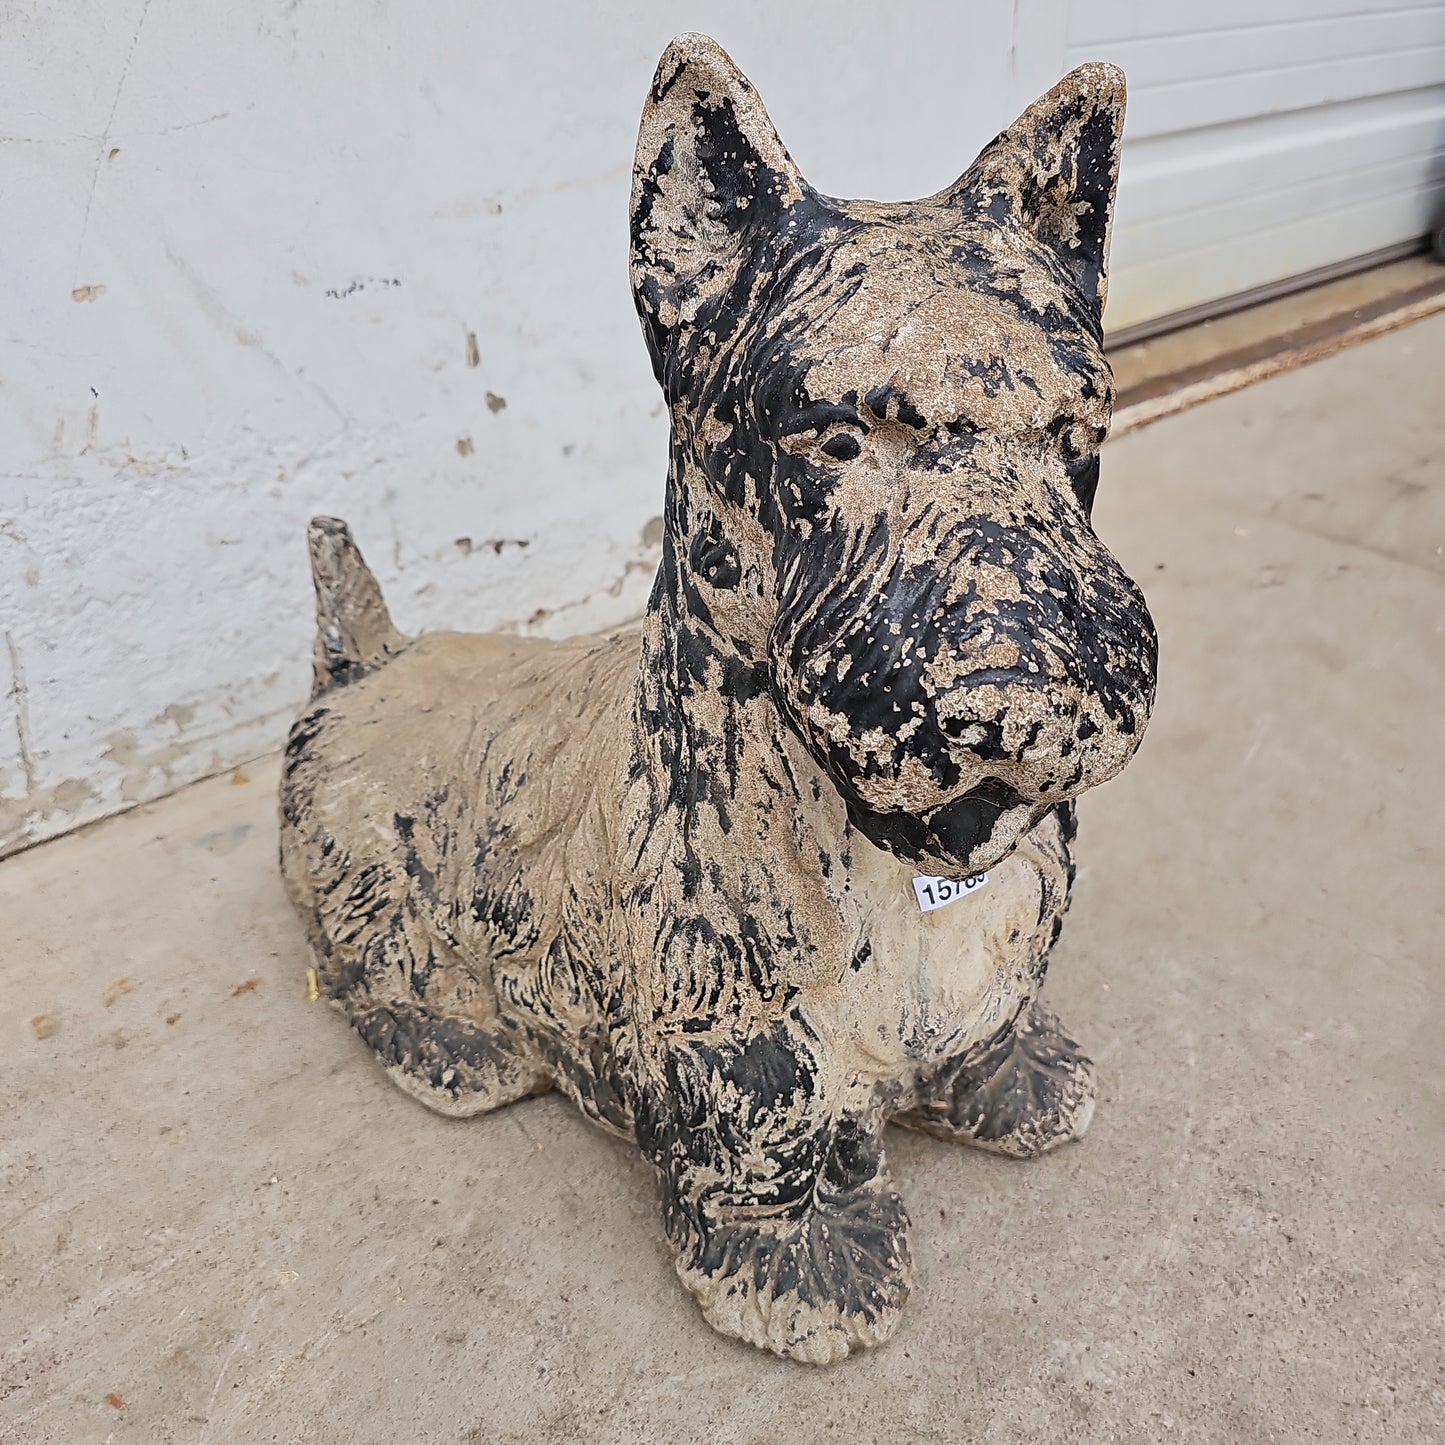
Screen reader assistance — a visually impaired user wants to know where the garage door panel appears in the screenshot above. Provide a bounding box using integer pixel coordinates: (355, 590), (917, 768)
(1125, 49), (1445, 137)
(1108, 184), (1445, 329)
(1071, 0), (1431, 48)
(1074, 1), (1445, 331)
(1117, 88), (1445, 220)
(1116, 150), (1445, 265)
(1090, 10), (1445, 90)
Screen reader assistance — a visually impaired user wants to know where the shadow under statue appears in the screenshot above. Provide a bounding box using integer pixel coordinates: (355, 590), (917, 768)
(280, 33), (1157, 1363)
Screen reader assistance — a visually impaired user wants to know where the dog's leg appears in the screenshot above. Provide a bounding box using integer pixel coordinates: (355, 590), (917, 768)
(301, 872), (552, 1119)
(642, 1029), (910, 1364)
(898, 1004), (1095, 1158)
(347, 991), (551, 1120)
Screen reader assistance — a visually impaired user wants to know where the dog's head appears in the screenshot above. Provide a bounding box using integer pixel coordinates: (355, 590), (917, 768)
(631, 34), (1156, 877)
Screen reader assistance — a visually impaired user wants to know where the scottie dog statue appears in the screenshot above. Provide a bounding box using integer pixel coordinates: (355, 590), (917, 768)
(280, 33), (1156, 1363)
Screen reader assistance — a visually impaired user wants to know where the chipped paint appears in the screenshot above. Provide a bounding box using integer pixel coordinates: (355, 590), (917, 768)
(279, 37), (1153, 1367)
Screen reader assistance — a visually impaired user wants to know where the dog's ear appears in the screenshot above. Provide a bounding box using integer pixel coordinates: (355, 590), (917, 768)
(948, 63), (1126, 314)
(631, 33), (805, 381)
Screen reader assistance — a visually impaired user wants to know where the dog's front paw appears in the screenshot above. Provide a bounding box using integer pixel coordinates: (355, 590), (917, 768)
(674, 1172), (911, 1364)
(902, 1005), (1096, 1158)
(670, 1127), (907, 1364)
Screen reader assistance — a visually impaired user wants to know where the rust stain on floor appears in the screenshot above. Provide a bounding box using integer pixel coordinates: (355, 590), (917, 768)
(102, 977), (134, 1007)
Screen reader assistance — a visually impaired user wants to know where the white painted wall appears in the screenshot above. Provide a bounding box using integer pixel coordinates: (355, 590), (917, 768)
(1, 1), (1077, 855)
(1075, 0), (1445, 330)
(16, 2), (1433, 857)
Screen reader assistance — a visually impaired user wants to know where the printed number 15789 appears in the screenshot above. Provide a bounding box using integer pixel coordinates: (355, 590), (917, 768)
(911, 872), (989, 913)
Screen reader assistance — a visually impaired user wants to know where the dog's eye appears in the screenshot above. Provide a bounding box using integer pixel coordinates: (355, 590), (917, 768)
(688, 530), (742, 589)
(1059, 421), (1106, 463)
(777, 418), (867, 462)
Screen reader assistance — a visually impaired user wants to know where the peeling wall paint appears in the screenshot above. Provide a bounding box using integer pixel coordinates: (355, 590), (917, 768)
(0, 2), (1073, 857)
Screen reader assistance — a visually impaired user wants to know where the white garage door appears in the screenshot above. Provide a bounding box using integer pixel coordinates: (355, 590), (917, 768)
(1067, 1), (1445, 336)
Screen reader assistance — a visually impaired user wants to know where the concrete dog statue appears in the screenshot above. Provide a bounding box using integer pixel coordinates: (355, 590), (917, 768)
(280, 33), (1156, 1363)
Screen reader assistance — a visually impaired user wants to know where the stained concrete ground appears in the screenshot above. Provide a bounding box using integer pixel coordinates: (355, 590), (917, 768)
(4, 314), (1443, 1445)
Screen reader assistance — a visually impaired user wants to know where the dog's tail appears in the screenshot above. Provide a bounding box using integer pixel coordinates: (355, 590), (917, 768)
(305, 516), (405, 697)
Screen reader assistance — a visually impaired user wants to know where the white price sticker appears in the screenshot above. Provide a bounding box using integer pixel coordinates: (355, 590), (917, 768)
(911, 872), (988, 913)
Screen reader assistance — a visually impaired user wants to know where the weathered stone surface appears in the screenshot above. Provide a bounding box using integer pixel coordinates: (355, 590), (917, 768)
(279, 33), (1156, 1362)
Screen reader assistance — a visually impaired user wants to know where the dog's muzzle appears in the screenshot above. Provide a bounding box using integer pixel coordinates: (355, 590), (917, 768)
(769, 508), (1156, 872)
(835, 774), (1042, 870)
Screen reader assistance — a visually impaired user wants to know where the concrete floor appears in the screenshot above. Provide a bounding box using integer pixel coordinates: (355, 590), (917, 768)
(4, 316), (1443, 1445)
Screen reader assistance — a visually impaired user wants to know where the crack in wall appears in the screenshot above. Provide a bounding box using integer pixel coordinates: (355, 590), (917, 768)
(5, 630), (37, 794)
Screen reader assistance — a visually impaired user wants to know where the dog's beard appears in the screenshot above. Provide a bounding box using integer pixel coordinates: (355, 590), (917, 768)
(835, 773), (1048, 876)
(767, 494), (1154, 878)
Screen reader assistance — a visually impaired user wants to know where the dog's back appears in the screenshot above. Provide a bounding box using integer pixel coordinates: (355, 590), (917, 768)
(279, 519), (638, 1121)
